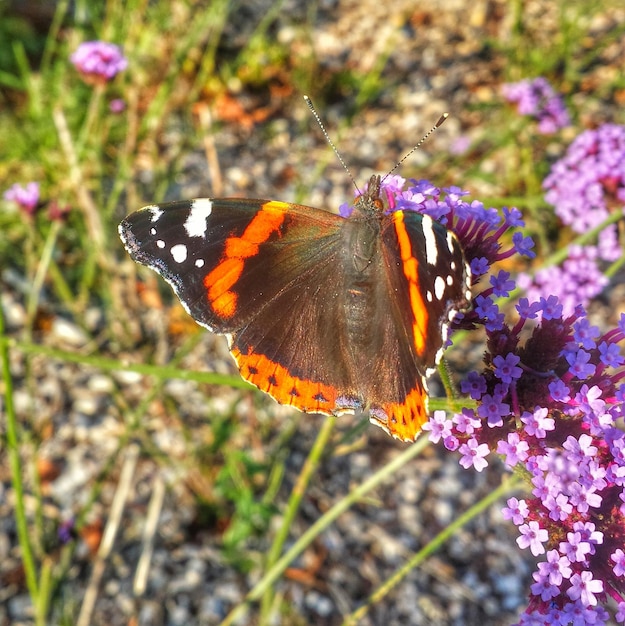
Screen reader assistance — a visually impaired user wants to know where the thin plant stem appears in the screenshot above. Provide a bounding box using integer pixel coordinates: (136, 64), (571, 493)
(342, 474), (523, 625)
(0, 336), (251, 388)
(26, 220), (62, 327)
(260, 415), (336, 622)
(77, 82), (106, 156)
(1, 292), (42, 622)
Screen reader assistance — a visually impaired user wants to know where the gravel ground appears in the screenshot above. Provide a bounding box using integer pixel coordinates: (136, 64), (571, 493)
(2, 1), (625, 625)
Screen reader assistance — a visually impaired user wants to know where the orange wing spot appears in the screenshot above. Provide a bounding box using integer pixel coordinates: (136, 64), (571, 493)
(231, 347), (338, 414)
(377, 386), (428, 442)
(205, 258), (244, 294)
(204, 258), (244, 318)
(224, 236), (259, 258)
(211, 291), (238, 318)
(205, 203), (288, 319)
(393, 212), (428, 356)
(244, 202), (288, 243)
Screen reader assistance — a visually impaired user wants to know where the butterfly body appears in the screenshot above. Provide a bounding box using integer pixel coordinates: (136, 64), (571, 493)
(119, 175), (471, 441)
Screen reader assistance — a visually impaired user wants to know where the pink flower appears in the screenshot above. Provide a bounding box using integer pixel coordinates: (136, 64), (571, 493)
(4, 182), (40, 216)
(458, 437), (490, 472)
(70, 41), (127, 83)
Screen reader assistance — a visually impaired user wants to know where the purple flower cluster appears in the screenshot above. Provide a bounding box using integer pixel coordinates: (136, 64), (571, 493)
(4, 182), (40, 216)
(520, 123), (625, 319)
(70, 41), (127, 83)
(544, 123), (625, 254)
(425, 293), (625, 623)
(369, 172), (625, 623)
(502, 77), (571, 134)
(344, 176), (535, 292)
(517, 245), (609, 318)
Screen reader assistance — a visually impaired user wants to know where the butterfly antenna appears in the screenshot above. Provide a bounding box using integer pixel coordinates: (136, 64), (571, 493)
(382, 113), (449, 182)
(304, 95), (360, 194)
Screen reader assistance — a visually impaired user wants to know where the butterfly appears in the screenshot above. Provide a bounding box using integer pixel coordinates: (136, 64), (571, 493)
(119, 169), (471, 442)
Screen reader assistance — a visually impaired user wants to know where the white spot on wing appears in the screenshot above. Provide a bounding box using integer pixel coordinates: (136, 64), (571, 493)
(435, 275), (446, 300)
(156, 240), (165, 249)
(422, 215), (438, 265)
(195, 258), (205, 268)
(147, 205), (163, 222)
(184, 199), (213, 237)
(171, 243), (187, 263)
(150, 227), (156, 235)
(446, 232), (456, 253)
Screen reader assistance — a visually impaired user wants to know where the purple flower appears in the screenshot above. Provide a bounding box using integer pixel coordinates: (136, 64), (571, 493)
(516, 297), (541, 320)
(476, 393), (510, 427)
(538, 295), (563, 321)
(470, 256), (490, 278)
(598, 341), (624, 368)
(458, 437), (490, 471)
(490, 270), (515, 297)
(573, 521), (603, 553)
(537, 550), (572, 586)
(502, 77), (571, 134)
(613, 550), (625, 577)
(560, 531), (593, 563)
(562, 434), (597, 463)
(531, 572), (561, 602)
(548, 379), (571, 403)
(517, 520), (549, 556)
(497, 432), (529, 467)
(566, 571), (604, 607)
(544, 493), (573, 522)
(512, 231), (536, 258)
(566, 348), (597, 379)
(109, 98), (126, 113)
(447, 297), (625, 622)
(493, 353), (523, 384)
(4, 182), (40, 216)
(423, 410), (452, 443)
(70, 41), (127, 83)
(573, 318), (601, 350)
(474, 295), (505, 332)
(443, 435), (460, 451)
(520, 408), (554, 439)
(502, 497), (529, 525)
(452, 408), (481, 434)
(460, 371), (487, 400)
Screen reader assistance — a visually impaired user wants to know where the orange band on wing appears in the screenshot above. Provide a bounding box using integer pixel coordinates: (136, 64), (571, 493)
(372, 386), (428, 442)
(231, 347), (338, 414)
(393, 212), (428, 356)
(204, 202), (289, 319)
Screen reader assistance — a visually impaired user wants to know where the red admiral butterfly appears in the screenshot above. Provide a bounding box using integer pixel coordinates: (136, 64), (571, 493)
(119, 113), (471, 442)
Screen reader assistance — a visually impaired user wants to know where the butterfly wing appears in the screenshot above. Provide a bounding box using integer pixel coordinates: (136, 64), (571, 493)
(355, 210), (471, 441)
(119, 198), (359, 414)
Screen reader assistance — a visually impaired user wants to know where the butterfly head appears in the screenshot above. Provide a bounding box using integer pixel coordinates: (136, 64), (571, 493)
(352, 175), (385, 217)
